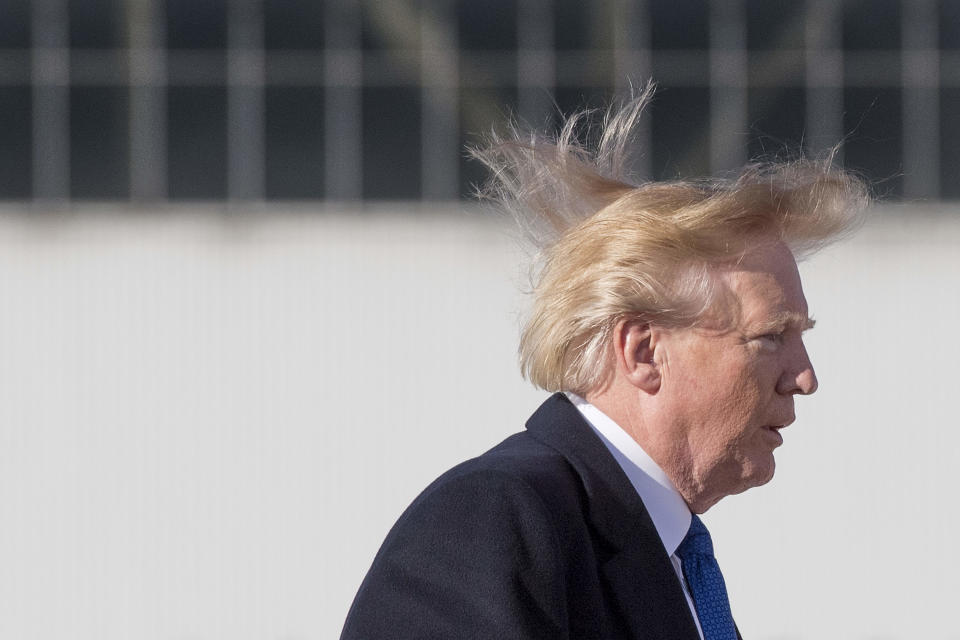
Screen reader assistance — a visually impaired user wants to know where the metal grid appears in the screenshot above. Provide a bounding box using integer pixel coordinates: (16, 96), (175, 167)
(0, 0), (954, 203)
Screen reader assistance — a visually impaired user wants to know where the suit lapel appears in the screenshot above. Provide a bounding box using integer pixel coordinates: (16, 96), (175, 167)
(526, 393), (702, 640)
(602, 547), (703, 640)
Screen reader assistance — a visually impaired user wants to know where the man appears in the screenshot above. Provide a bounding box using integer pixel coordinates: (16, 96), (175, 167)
(340, 95), (866, 639)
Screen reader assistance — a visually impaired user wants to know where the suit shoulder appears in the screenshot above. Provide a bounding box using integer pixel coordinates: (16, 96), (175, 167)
(400, 431), (585, 539)
(342, 433), (581, 639)
(436, 431), (580, 499)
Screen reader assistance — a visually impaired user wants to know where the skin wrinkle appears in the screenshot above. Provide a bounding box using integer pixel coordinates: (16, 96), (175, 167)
(589, 240), (818, 514)
(472, 97), (865, 394)
(671, 243), (815, 511)
(469, 94), (866, 512)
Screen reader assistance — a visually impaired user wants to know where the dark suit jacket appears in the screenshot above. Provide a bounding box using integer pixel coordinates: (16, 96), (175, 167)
(340, 392), (710, 639)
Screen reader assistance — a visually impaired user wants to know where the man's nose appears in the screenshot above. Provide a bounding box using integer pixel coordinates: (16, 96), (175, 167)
(777, 342), (818, 396)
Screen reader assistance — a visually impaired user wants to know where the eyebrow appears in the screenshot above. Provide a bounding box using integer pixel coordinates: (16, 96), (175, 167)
(753, 311), (816, 333)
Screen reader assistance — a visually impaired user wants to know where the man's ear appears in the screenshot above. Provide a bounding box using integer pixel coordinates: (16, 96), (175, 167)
(615, 318), (661, 393)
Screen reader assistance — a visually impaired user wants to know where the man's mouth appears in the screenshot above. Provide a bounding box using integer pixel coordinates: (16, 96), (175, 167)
(763, 425), (785, 444)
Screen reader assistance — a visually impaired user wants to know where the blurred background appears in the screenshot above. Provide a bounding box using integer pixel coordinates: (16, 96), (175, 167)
(2, 0), (958, 203)
(0, 1), (958, 639)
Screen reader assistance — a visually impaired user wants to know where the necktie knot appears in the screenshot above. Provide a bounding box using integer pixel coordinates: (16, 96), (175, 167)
(676, 514), (715, 560)
(674, 515), (737, 640)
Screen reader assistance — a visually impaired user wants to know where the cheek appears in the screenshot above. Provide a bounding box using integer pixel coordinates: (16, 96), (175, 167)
(708, 371), (768, 435)
(667, 346), (767, 433)
(713, 360), (761, 400)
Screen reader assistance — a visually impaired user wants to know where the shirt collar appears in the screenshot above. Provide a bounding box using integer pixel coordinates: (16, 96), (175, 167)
(565, 392), (692, 556)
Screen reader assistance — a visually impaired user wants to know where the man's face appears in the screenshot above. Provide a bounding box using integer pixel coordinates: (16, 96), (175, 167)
(656, 241), (817, 511)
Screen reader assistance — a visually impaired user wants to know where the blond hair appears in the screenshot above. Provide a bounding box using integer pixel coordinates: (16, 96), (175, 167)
(471, 87), (869, 395)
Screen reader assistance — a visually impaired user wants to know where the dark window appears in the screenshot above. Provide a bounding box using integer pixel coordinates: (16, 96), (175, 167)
(553, 86), (614, 115)
(265, 87), (325, 199)
(651, 1), (709, 50)
(843, 88), (903, 197)
(69, 0), (123, 48)
(459, 86), (519, 198)
(747, 0), (804, 50)
(555, 0), (613, 50)
(458, 0), (517, 50)
(264, 2), (325, 49)
(168, 86), (228, 198)
(362, 86), (420, 199)
(459, 49), (517, 92)
(649, 86), (711, 179)
(0, 86), (31, 198)
(651, 50), (710, 87)
(747, 87), (806, 159)
(555, 49), (615, 93)
(167, 0), (227, 49)
(940, 90), (960, 198)
(940, 0), (960, 49)
(70, 87), (129, 198)
(0, 0), (30, 48)
(843, 0), (901, 50)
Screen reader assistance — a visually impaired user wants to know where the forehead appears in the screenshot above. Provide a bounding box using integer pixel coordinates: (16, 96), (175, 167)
(719, 242), (809, 326)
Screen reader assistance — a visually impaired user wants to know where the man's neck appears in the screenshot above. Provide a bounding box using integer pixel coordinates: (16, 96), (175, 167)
(586, 385), (709, 513)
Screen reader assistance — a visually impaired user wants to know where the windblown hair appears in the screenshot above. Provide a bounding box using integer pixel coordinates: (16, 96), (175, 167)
(470, 86), (869, 395)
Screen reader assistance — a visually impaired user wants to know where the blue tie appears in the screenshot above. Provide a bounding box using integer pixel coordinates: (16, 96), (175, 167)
(675, 515), (738, 640)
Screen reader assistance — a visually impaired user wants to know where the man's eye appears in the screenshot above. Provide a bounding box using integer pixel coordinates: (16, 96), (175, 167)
(758, 333), (784, 345)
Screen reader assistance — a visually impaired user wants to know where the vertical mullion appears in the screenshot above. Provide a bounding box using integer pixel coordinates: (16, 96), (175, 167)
(420, 2), (459, 201)
(31, 0), (70, 203)
(324, 0), (362, 201)
(805, 0), (843, 159)
(708, 0), (747, 174)
(517, 0), (554, 126)
(227, 0), (265, 202)
(902, 0), (939, 200)
(613, 0), (652, 182)
(129, 0), (167, 201)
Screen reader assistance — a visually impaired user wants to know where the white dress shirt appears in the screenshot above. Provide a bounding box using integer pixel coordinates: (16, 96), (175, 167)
(565, 392), (705, 640)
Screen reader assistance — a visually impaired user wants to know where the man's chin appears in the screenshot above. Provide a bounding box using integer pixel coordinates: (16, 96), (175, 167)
(731, 459), (777, 495)
(749, 458), (777, 488)
(691, 456), (777, 511)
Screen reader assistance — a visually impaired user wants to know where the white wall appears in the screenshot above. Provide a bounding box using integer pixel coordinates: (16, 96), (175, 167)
(0, 204), (956, 640)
